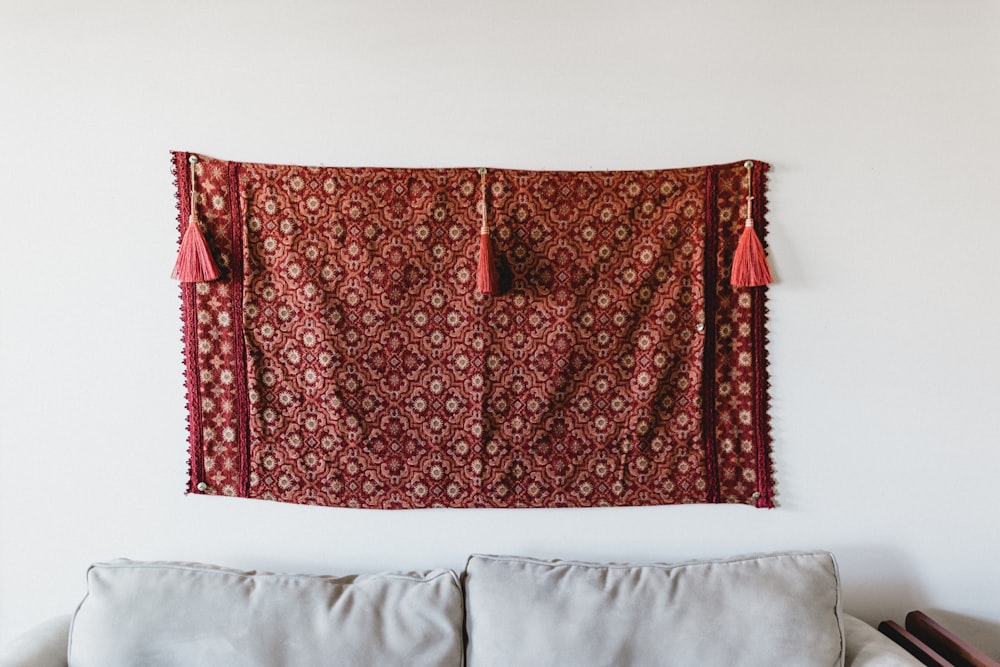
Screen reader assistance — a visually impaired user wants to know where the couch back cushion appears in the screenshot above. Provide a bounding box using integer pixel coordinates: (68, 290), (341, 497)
(68, 560), (463, 667)
(464, 551), (845, 667)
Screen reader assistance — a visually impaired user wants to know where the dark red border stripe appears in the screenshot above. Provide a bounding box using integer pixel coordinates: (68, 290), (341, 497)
(701, 166), (720, 503)
(227, 161), (251, 497)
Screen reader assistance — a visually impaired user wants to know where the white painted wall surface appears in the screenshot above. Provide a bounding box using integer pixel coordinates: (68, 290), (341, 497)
(2, 0), (998, 655)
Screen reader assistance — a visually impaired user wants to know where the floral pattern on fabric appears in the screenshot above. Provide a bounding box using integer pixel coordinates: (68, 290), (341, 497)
(176, 154), (773, 508)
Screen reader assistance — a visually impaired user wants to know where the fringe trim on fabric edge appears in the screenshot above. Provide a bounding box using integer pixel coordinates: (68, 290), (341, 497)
(752, 162), (776, 508)
(173, 151), (207, 495)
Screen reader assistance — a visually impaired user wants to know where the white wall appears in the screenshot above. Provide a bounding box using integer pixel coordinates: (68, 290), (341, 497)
(2, 0), (998, 655)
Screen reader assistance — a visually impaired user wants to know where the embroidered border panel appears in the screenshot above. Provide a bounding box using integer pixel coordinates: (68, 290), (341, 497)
(174, 154), (773, 508)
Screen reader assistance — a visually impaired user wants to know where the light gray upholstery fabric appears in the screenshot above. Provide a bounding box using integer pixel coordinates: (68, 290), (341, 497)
(0, 615), (71, 667)
(464, 551), (845, 667)
(67, 560), (463, 667)
(843, 615), (923, 666)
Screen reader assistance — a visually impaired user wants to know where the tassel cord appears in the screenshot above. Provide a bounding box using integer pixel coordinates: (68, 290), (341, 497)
(476, 168), (499, 295)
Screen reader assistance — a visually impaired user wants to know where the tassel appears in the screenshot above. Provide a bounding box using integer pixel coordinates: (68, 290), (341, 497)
(731, 213), (772, 287)
(476, 168), (499, 295)
(172, 214), (220, 282)
(171, 155), (220, 282)
(730, 161), (773, 287)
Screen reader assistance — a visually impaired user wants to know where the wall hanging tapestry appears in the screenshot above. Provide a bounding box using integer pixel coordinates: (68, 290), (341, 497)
(172, 153), (774, 509)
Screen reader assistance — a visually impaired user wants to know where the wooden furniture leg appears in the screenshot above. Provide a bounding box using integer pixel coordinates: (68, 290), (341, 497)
(878, 620), (954, 666)
(905, 611), (1000, 667)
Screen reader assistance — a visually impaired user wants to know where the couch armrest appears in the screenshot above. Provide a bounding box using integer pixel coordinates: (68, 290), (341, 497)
(845, 614), (924, 666)
(0, 615), (71, 667)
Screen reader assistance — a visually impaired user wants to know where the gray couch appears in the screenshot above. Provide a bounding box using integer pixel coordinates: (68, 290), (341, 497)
(0, 551), (921, 666)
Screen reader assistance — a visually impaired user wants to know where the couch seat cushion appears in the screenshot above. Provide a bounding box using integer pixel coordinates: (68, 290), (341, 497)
(464, 550), (845, 667)
(68, 559), (463, 667)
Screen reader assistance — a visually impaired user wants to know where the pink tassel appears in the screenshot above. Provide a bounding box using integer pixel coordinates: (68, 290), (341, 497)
(172, 213), (220, 282)
(476, 168), (499, 295)
(477, 229), (499, 295)
(730, 218), (772, 287)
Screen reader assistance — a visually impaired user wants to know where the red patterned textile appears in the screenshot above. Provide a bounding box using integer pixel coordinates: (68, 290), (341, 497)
(175, 153), (773, 508)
